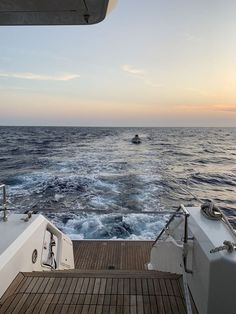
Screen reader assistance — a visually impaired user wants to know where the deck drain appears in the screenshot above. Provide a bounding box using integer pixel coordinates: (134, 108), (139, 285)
(107, 265), (115, 270)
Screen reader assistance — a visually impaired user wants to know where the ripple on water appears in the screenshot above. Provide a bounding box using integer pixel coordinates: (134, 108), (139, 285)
(1, 126), (236, 238)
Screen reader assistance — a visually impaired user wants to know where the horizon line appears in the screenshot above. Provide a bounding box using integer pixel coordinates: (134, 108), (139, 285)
(0, 124), (235, 128)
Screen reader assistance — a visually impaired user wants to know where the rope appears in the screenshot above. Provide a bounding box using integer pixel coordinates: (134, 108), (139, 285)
(210, 240), (236, 254)
(200, 200), (222, 220)
(166, 174), (236, 238)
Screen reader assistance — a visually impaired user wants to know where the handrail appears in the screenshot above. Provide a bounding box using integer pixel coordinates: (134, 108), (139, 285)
(0, 184), (8, 221)
(182, 205), (193, 274)
(179, 204), (190, 216)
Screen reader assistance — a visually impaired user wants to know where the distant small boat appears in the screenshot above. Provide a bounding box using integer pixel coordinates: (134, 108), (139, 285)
(132, 135), (141, 144)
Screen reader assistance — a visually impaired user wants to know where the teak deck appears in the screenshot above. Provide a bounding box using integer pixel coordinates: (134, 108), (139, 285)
(73, 240), (153, 270)
(0, 240), (196, 314)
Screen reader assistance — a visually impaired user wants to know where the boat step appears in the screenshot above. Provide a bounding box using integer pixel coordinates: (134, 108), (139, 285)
(24, 269), (180, 279)
(72, 240), (153, 271)
(0, 271), (189, 314)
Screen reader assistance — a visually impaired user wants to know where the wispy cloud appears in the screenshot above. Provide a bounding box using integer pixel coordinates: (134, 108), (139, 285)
(177, 104), (236, 114)
(122, 64), (145, 78)
(122, 64), (163, 88)
(0, 72), (80, 81)
(213, 105), (236, 112)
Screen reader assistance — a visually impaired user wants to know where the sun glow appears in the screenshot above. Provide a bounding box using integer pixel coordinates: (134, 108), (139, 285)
(0, 0), (236, 126)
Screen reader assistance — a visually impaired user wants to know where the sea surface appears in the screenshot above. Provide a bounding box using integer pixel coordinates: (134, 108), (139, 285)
(0, 126), (236, 239)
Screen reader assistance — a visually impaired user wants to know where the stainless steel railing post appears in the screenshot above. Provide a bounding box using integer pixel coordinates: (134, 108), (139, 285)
(0, 184), (7, 221)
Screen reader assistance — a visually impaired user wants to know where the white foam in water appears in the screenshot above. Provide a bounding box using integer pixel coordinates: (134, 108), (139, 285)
(48, 212), (169, 240)
(3, 127), (235, 237)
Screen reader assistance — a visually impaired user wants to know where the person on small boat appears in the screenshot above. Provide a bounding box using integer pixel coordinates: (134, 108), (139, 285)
(132, 134), (141, 144)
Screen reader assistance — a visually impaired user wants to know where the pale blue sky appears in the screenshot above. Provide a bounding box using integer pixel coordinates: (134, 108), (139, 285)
(0, 0), (236, 126)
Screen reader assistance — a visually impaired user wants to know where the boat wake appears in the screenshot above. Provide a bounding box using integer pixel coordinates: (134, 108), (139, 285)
(1, 126), (236, 239)
(46, 212), (169, 240)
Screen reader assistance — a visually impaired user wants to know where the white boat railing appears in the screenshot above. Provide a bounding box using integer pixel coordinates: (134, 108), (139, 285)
(0, 184), (7, 221)
(153, 204), (193, 274)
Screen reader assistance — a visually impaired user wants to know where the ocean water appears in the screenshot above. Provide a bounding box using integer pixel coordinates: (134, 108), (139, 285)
(0, 126), (236, 239)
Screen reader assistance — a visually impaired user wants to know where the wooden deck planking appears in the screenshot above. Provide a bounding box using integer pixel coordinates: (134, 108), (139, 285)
(0, 240), (198, 313)
(0, 270), (187, 314)
(72, 240), (153, 270)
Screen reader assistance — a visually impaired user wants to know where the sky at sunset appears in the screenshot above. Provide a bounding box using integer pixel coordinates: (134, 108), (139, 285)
(0, 0), (236, 127)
